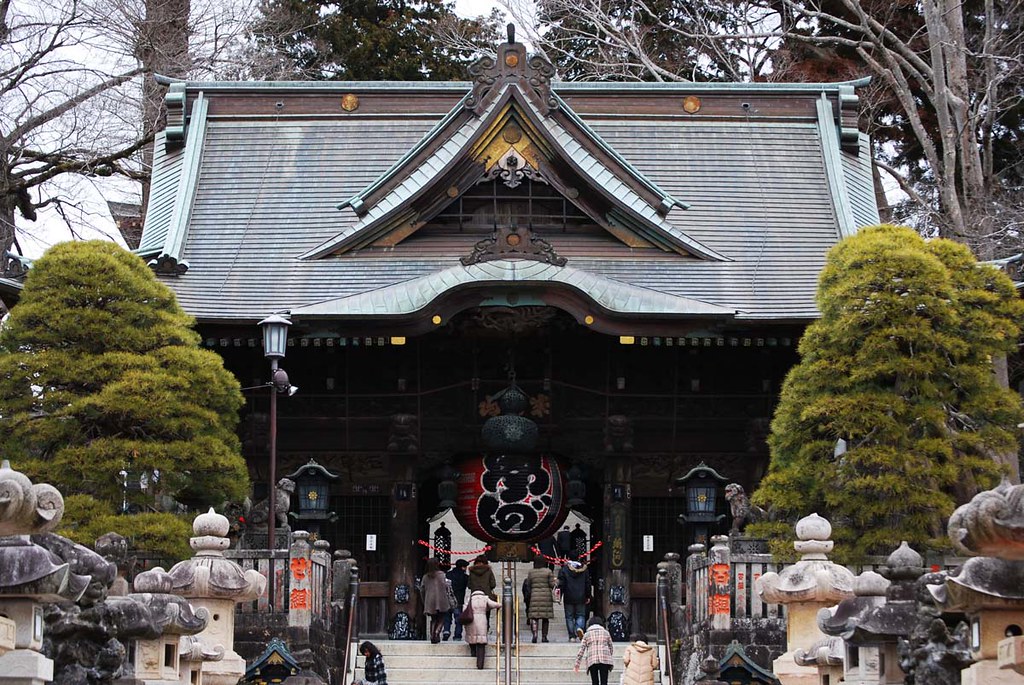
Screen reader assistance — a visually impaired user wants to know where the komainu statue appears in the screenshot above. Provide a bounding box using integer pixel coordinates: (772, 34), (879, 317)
(247, 478), (295, 528)
(724, 483), (765, 535)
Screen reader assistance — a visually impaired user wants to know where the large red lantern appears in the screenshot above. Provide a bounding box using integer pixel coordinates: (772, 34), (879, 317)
(455, 454), (568, 543)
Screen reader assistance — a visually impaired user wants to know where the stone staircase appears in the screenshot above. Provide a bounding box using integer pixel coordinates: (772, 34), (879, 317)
(361, 640), (663, 685)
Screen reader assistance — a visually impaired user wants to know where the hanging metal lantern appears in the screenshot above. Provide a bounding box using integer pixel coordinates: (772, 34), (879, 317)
(566, 464), (586, 508)
(482, 384), (538, 452)
(454, 454), (568, 543)
(437, 464), (459, 510)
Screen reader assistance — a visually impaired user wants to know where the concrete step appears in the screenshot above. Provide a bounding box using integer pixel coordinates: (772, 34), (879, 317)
(374, 641), (582, 657)
(357, 640), (662, 685)
(384, 654), (585, 669)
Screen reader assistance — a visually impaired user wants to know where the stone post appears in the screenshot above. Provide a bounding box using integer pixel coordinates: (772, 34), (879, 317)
(929, 481), (1024, 684)
(708, 535), (731, 632)
(165, 508), (266, 685)
(0, 460), (85, 685)
(657, 552), (685, 642)
(684, 542), (706, 635)
(756, 513), (855, 685)
(288, 531), (314, 643)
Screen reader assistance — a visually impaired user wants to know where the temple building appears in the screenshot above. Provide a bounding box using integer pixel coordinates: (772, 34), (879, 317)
(135, 31), (879, 636)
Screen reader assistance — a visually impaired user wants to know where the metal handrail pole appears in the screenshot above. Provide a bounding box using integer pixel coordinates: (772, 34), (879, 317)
(502, 576), (513, 685)
(495, 599), (502, 685)
(339, 566), (360, 685)
(513, 589), (521, 685)
(660, 595), (675, 685)
(656, 568), (668, 648)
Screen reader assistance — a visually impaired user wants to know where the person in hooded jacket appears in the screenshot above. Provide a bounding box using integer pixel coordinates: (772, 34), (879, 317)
(558, 557), (590, 641)
(622, 633), (659, 685)
(467, 555), (496, 599)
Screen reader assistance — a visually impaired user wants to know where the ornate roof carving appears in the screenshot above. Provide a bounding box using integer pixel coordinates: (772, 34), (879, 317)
(461, 224), (566, 267)
(466, 24), (557, 117)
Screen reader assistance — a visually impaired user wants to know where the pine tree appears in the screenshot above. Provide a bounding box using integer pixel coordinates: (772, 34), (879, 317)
(0, 241), (247, 556)
(251, 0), (501, 81)
(751, 225), (1023, 556)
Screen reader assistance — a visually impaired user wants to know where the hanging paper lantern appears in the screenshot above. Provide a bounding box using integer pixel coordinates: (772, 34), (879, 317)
(455, 454), (568, 543)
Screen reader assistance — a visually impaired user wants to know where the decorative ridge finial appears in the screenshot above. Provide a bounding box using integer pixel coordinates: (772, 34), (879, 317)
(465, 26), (557, 116)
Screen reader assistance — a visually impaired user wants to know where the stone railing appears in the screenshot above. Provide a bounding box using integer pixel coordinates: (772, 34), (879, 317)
(681, 534), (964, 677)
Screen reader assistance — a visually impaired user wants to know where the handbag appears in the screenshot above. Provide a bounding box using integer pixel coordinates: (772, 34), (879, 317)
(445, 580), (458, 612)
(459, 596), (476, 625)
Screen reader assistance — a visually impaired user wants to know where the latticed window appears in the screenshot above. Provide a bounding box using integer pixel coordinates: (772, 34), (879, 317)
(429, 178), (597, 234)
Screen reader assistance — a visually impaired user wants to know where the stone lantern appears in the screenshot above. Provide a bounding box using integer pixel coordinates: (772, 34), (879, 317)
(0, 460), (88, 685)
(162, 508), (266, 685)
(819, 546), (927, 685)
(113, 567), (210, 685)
(756, 513), (855, 685)
(929, 481), (1024, 684)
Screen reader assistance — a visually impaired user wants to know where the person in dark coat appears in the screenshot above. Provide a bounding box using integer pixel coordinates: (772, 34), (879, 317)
(443, 558), (469, 641)
(526, 557), (556, 642)
(558, 558), (591, 641)
(467, 555), (496, 599)
(419, 558), (449, 643)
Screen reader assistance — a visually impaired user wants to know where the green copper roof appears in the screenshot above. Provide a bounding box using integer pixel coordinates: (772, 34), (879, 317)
(290, 258), (738, 318)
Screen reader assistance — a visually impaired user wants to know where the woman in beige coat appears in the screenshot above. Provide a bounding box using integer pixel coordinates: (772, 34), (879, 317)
(463, 589), (500, 669)
(622, 634), (659, 685)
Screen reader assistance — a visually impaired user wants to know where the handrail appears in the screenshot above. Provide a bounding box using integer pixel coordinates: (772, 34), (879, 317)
(514, 590), (521, 685)
(495, 599), (502, 685)
(656, 568), (675, 685)
(659, 594), (675, 685)
(338, 566), (361, 685)
(502, 576), (514, 685)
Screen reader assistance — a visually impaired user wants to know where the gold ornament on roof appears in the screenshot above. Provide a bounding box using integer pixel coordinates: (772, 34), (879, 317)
(341, 94), (359, 112)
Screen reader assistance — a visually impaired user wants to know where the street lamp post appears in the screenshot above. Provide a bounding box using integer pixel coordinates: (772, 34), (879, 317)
(259, 312), (293, 553)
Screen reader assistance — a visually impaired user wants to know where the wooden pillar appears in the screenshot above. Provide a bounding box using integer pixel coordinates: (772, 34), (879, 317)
(388, 456), (418, 639)
(602, 457), (632, 641)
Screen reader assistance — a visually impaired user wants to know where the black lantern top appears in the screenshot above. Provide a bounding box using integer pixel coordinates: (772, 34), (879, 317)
(675, 462), (728, 524)
(285, 459), (339, 518)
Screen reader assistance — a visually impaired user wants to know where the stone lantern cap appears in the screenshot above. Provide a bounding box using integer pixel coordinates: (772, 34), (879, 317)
(794, 636), (844, 667)
(161, 508), (266, 602)
(0, 459), (64, 536)
(948, 480), (1024, 559)
(929, 481), (1024, 611)
(0, 460), (89, 603)
(756, 513), (855, 605)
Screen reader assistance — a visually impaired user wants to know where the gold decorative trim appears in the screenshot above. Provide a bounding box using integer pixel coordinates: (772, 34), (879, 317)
(341, 94), (359, 112)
